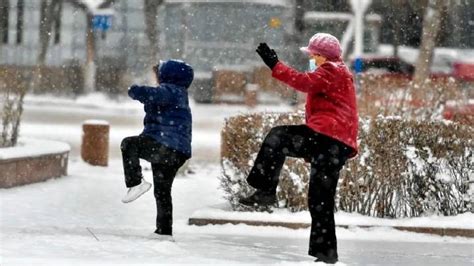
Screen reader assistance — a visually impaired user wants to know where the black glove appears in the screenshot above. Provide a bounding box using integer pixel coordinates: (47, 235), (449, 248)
(256, 43), (279, 69)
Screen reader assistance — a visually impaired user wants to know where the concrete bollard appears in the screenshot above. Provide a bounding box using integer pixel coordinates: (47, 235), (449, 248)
(244, 83), (259, 108)
(81, 120), (109, 166)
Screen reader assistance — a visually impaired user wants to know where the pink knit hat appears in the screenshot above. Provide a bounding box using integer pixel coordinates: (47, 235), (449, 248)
(300, 33), (342, 60)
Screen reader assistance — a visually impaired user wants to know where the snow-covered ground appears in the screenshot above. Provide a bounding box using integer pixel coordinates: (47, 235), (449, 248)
(2, 159), (473, 265)
(1, 94), (473, 265)
(19, 93), (294, 163)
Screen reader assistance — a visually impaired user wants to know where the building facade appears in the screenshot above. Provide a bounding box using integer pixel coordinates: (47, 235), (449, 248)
(0, 0), (149, 70)
(0, 0), (292, 74)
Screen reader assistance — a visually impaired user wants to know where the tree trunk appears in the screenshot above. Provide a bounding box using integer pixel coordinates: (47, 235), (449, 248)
(411, 0), (446, 103)
(144, 0), (163, 82)
(392, 1), (402, 58)
(84, 12), (96, 93)
(32, 0), (61, 92)
(288, 0), (306, 104)
(37, 0), (61, 65)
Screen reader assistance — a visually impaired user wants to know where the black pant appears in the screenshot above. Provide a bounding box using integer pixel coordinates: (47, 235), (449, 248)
(246, 125), (351, 261)
(121, 135), (187, 235)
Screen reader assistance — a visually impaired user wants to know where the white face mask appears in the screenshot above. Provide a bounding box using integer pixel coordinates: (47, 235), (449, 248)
(309, 59), (317, 72)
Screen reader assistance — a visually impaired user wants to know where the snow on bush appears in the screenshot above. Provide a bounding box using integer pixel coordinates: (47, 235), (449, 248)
(220, 112), (473, 218)
(1, 69), (27, 148)
(340, 116), (473, 218)
(220, 112), (308, 212)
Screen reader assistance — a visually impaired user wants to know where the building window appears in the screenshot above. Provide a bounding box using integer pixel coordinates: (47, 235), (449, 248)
(0, 0), (9, 44)
(16, 0), (24, 44)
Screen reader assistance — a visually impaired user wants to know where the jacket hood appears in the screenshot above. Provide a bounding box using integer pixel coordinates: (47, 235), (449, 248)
(158, 59), (194, 88)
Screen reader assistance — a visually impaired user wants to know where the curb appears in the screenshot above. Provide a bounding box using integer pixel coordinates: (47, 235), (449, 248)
(188, 218), (474, 238)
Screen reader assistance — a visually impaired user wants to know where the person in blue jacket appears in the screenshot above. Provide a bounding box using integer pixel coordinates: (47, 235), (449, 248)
(120, 59), (193, 240)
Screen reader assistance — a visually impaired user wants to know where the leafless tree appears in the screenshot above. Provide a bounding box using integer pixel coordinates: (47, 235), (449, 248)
(144, 0), (160, 58)
(1, 72), (27, 148)
(29, 0), (63, 92)
(37, 0), (62, 65)
(144, 0), (164, 70)
(410, 0), (448, 107)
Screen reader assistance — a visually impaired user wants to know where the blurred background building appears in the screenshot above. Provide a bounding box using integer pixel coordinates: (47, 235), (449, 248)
(0, 0), (472, 99)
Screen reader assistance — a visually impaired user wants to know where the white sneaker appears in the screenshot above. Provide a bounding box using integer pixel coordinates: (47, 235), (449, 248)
(121, 179), (152, 203)
(148, 233), (175, 242)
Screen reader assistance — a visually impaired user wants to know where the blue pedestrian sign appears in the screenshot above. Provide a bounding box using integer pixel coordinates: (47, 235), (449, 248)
(92, 14), (112, 31)
(354, 57), (363, 74)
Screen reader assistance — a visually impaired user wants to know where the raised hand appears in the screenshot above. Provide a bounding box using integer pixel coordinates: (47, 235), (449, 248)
(256, 43), (279, 69)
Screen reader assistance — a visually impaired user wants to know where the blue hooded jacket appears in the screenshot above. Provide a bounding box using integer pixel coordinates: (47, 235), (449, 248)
(128, 60), (193, 158)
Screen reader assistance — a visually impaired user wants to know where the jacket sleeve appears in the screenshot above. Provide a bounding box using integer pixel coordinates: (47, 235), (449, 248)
(128, 85), (172, 105)
(271, 61), (334, 94)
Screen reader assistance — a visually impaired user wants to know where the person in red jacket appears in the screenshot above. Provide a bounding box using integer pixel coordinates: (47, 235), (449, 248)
(239, 33), (358, 264)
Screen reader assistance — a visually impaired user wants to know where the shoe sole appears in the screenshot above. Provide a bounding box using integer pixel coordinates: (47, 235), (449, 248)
(121, 183), (152, 203)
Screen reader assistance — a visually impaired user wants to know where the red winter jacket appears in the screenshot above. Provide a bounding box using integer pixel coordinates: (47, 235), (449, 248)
(272, 61), (359, 157)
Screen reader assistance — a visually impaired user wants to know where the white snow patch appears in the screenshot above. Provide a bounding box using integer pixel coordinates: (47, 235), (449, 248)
(405, 145), (425, 175)
(83, 119), (110, 126)
(190, 206), (474, 229)
(0, 138), (70, 160)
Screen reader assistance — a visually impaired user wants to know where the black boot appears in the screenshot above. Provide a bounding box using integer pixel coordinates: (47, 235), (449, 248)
(314, 256), (338, 264)
(239, 190), (277, 207)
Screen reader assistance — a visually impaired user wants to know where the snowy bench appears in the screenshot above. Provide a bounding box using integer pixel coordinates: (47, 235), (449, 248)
(0, 138), (70, 188)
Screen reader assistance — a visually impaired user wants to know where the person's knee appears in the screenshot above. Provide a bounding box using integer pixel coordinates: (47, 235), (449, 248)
(269, 126), (286, 136)
(120, 137), (134, 151)
(265, 126), (285, 147)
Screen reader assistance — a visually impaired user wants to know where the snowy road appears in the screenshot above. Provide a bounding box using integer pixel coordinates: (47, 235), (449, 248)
(1, 160), (473, 265)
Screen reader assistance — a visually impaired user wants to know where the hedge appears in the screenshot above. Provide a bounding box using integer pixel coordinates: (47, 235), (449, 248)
(220, 112), (473, 218)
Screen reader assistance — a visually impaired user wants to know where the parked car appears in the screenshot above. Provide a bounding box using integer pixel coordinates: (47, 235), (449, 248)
(350, 56), (474, 82)
(352, 56), (474, 118)
(452, 62), (474, 82)
(350, 56), (415, 76)
(442, 101), (474, 125)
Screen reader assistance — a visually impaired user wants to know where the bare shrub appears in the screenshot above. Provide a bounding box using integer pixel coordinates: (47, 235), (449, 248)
(221, 112), (473, 217)
(357, 74), (465, 121)
(339, 117), (473, 217)
(0, 69), (27, 148)
(220, 112), (307, 211)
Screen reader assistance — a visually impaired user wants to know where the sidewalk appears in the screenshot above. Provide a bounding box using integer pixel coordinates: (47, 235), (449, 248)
(188, 206), (474, 238)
